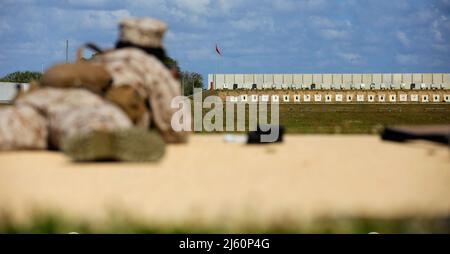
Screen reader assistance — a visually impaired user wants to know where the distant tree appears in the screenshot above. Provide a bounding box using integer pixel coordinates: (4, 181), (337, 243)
(0, 58), (204, 95)
(0, 71), (42, 83)
(180, 71), (203, 96)
(163, 56), (203, 96)
(163, 56), (181, 73)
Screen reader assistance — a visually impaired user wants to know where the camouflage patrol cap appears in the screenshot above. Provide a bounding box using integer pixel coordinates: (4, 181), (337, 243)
(118, 17), (167, 48)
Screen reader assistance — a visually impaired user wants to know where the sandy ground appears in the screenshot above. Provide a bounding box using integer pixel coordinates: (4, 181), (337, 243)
(0, 135), (449, 228)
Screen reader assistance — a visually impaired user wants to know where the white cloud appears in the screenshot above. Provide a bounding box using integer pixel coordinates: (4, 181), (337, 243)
(310, 16), (335, 28)
(217, 0), (241, 12)
(431, 20), (444, 42)
(396, 54), (418, 65)
(319, 29), (348, 39)
(174, 0), (211, 14)
(0, 22), (11, 33)
(396, 31), (410, 47)
(337, 52), (362, 63)
(185, 48), (216, 61)
(310, 16), (352, 40)
(272, 0), (297, 11)
(432, 43), (450, 52)
(416, 9), (434, 23)
(60, 0), (118, 9)
(273, 0), (328, 12)
(165, 31), (204, 50)
(310, 16), (352, 30)
(80, 9), (131, 29)
(231, 15), (275, 32)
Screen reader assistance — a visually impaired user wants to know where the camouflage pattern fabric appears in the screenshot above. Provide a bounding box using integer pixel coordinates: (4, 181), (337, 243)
(0, 87), (132, 150)
(105, 85), (150, 128)
(96, 48), (188, 143)
(0, 104), (48, 150)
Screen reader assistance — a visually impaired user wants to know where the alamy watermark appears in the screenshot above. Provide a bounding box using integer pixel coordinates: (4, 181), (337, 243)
(170, 88), (280, 142)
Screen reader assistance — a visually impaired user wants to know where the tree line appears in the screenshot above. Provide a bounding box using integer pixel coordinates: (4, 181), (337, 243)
(0, 56), (203, 96)
(0, 71), (42, 83)
(163, 56), (203, 96)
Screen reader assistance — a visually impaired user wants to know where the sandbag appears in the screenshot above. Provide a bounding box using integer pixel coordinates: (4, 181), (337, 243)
(40, 62), (112, 95)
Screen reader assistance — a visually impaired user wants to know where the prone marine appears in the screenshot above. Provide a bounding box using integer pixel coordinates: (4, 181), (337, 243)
(0, 17), (190, 162)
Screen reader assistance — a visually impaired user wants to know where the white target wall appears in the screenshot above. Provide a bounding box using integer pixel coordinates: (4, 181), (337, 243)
(208, 73), (450, 90)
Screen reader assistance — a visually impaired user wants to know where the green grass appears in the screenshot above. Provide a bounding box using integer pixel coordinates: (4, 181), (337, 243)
(4, 98), (450, 134)
(1, 211), (449, 234)
(278, 104), (450, 134)
(195, 103), (450, 134)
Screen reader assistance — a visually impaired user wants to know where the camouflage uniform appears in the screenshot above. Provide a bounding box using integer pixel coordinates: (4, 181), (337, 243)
(96, 48), (186, 143)
(0, 87), (132, 150)
(0, 17), (186, 151)
(96, 17), (188, 143)
(0, 104), (48, 150)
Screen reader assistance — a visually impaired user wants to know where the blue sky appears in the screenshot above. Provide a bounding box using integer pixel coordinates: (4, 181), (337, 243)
(1, 0), (450, 86)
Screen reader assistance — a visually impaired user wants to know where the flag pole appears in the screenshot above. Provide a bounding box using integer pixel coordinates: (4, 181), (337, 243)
(65, 40), (69, 63)
(215, 45), (218, 90)
(215, 43), (219, 90)
(215, 43), (222, 89)
(216, 43), (219, 77)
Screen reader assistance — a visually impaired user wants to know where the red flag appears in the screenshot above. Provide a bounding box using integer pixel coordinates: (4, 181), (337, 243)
(215, 43), (222, 56)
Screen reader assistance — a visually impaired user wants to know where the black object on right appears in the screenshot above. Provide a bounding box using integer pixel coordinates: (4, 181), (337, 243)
(247, 125), (285, 144)
(381, 125), (450, 145)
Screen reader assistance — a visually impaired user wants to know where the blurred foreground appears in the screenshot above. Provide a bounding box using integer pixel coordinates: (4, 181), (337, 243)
(0, 135), (449, 233)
